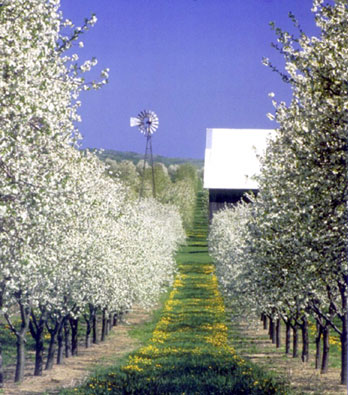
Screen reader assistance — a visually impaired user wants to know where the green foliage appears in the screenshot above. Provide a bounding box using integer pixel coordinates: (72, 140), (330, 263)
(90, 149), (204, 169)
(102, 153), (199, 231)
(172, 163), (198, 183)
(138, 163), (172, 198)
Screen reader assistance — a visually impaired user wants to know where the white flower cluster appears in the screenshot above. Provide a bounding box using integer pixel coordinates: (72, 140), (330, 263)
(208, 203), (253, 308)
(0, 0), (185, 382)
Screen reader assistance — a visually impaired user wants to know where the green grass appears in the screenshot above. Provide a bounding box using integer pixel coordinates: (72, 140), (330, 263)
(129, 289), (171, 345)
(0, 320), (19, 367)
(61, 192), (289, 394)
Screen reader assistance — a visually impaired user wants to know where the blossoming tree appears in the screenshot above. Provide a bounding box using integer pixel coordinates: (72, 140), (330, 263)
(0, 0), (185, 384)
(209, 0), (347, 385)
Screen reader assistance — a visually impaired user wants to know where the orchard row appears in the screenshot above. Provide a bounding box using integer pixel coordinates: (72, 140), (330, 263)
(0, 0), (189, 385)
(209, 0), (347, 386)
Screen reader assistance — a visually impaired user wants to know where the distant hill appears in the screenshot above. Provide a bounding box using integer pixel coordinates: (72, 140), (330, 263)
(87, 148), (204, 169)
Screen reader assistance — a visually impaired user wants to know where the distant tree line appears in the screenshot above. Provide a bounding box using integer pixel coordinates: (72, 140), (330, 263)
(104, 158), (201, 230)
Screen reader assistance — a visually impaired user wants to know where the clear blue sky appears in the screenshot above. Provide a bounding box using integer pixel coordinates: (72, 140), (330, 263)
(60, 0), (318, 159)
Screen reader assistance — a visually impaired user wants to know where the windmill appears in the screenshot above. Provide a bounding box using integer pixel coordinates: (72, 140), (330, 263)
(130, 110), (159, 199)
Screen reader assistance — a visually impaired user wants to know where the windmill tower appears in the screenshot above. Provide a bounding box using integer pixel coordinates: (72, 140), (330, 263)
(130, 110), (159, 199)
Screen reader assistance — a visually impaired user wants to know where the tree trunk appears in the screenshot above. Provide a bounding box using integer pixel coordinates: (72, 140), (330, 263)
(92, 312), (98, 344)
(113, 313), (118, 327)
(45, 326), (58, 370)
(15, 333), (26, 383)
(85, 318), (92, 348)
(101, 309), (107, 342)
(285, 320), (291, 354)
(321, 326), (330, 374)
(301, 317), (309, 363)
(29, 311), (46, 376)
(70, 317), (79, 356)
(85, 304), (97, 348)
(263, 315), (268, 330)
(8, 303), (31, 383)
(0, 347), (3, 388)
(315, 322), (323, 370)
(340, 289), (347, 385)
(64, 320), (71, 358)
(293, 326), (299, 358)
(0, 292), (3, 388)
(276, 319), (281, 348)
(105, 313), (111, 335)
(57, 322), (65, 365)
(270, 318), (276, 344)
(46, 314), (68, 370)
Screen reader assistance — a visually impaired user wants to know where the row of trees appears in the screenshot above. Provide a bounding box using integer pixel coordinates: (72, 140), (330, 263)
(105, 158), (199, 230)
(0, 0), (186, 385)
(209, 0), (347, 385)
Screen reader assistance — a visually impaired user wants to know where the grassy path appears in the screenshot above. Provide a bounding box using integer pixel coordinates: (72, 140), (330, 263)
(64, 193), (287, 394)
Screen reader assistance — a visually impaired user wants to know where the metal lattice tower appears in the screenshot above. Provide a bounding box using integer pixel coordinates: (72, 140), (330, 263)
(130, 110), (159, 199)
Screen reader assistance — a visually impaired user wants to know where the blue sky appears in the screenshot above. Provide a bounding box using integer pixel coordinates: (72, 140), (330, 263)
(60, 0), (318, 159)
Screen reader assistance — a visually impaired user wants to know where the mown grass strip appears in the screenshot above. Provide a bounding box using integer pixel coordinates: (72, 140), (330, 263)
(62, 193), (289, 394)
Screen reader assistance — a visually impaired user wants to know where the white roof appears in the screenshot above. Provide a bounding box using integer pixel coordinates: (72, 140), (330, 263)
(203, 128), (273, 190)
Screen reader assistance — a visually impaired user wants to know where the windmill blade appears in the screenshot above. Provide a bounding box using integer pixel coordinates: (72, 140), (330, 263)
(130, 117), (141, 127)
(138, 110), (147, 119)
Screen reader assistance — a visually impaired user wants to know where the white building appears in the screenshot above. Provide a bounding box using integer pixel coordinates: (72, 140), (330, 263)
(203, 128), (273, 218)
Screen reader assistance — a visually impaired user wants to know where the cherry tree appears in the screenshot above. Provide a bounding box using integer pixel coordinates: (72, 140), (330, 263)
(262, 0), (347, 383)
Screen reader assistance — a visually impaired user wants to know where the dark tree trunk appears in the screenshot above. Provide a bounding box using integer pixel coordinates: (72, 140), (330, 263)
(276, 319), (281, 348)
(0, 347), (3, 388)
(321, 326), (330, 374)
(101, 309), (107, 342)
(57, 322), (65, 365)
(84, 304), (97, 348)
(15, 333), (26, 383)
(341, 318), (348, 385)
(92, 312), (98, 344)
(0, 291), (3, 388)
(105, 313), (112, 335)
(85, 319), (92, 348)
(263, 315), (268, 330)
(315, 322), (323, 370)
(340, 287), (347, 385)
(285, 320), (291, 354)
(29, 310), (47, 376)
(301, 316), (309, 363)
(6, 303), (31, 383)
(33, 332), (45, 375)
(46, 316), (67, 369)
(270, 318), (276, 344)
(70, 317), (79, 356)
(293, 326), (299, 358)
(64, 320), (71, 358)
(45, 324), (59, 370)
(113, 313), (118, 327)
